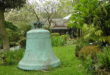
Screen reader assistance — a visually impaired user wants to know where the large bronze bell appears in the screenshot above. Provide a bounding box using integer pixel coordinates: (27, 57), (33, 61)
(18, 28), (60, 70)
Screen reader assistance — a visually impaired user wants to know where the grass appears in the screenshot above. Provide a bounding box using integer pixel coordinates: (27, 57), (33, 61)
(0, 45), (91, 75)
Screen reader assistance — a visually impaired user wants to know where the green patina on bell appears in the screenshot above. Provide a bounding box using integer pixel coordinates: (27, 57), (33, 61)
(18, 22), (60, 70)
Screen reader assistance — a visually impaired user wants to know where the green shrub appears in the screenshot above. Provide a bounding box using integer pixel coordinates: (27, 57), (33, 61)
(7, 24), (31, 48)
(97, 47), (110, 70)
(0, 49), (24, 65)
(75, 38), (89, 57)
(99, 36), (110, 44)
(51, 33), (60, 36)
(82, 56), (94, 74)
(78, 45), (100, 74)
(79, 45), (101, 59)
(51, 35), (68, 47)
(5, 21), (18, 31)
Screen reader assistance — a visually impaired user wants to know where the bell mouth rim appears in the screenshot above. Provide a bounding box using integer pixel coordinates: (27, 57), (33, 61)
(18, 60), (60, 70)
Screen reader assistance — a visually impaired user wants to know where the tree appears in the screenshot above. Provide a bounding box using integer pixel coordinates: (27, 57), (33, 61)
(0, 0), (26, 50)
(69, 0), (110, 36)
(27, 0), (73, 28)
(28, 0), (60, 28)
(69, 0), (110, 46)
(5, 5), (37, 28)
(5, 0), (73, 30)
(58, 0), (74, 16)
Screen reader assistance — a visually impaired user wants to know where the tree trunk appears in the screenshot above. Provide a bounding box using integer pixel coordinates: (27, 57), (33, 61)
(0, 9), (10, 50)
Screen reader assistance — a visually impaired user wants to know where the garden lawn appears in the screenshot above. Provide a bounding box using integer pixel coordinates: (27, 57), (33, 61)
(0, 45), (90, 75)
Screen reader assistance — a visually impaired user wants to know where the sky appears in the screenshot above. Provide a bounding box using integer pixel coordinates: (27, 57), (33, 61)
(28, 0), (59, 5)
(28, 0), (60, 13)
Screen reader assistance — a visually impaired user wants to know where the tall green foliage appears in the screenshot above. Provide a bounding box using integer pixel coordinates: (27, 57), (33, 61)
(5, 21), (18, 31)
(0, 49), (24, 65)
(97, 47), (110, 70)
(0, 0), (26, 50)
(69, 0), (110, 36)
(69, 0), (98, 28)
(51, 34), (68, 47)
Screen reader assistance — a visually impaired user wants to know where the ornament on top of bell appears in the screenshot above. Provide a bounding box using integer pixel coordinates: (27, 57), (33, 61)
(18, 21), (60, 70)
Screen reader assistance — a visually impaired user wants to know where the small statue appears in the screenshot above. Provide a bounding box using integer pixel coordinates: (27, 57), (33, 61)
(33, 21), (44, 29)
